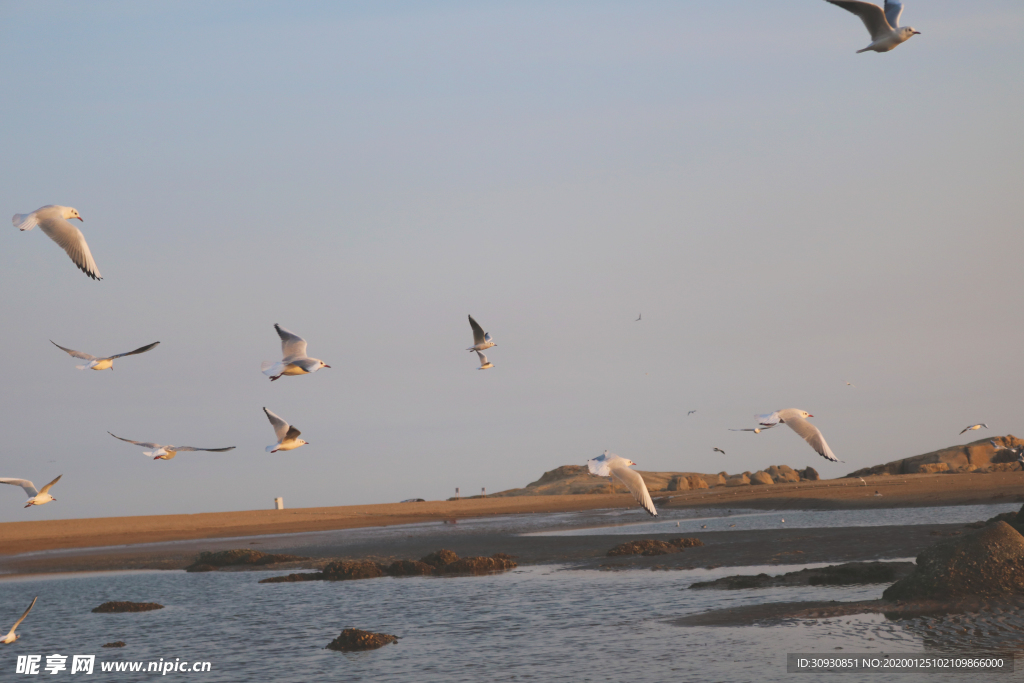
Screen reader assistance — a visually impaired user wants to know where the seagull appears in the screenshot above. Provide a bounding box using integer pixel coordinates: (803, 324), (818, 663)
(846, 381), (855, 387)
(587, 451), (657, 516)
(713, 447), (726, 455)
(50, 340), (159, 371)
(636, 314), (642, 321)
(960, 423), (988, 435)
(858, 477), (867, 486)
(467, 315), (496, 352)
(261, 324), (330, 381)
(753, 409), (840, 462)
(12, 205), (102, 280)
(729, 427), (770, 434)
(0, 597), (37, 644)
(687, 410), (697, 416)
(108, 433), (235, 460)
(825, 0), (920, 53)
(0, 476), (62, 507)
(476, 351), (493, 370)
(264, 408), (308, 452)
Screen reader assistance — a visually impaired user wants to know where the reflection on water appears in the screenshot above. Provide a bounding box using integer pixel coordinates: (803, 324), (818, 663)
(0, 561), (1014, 682)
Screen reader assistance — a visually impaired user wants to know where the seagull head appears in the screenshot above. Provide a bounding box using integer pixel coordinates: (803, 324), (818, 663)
(624, 459), (637, 467)
(800, 411), (813, 418)
(319, 361), (331, 369)
(61, 206), (83, 222)
(902, 27), (920, 38)
(299, 439), (309, 446)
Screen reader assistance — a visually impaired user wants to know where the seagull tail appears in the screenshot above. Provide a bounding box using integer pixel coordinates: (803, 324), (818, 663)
(75, 364), (87, 370)
(12, 213), (38, 231)
(261, 361), (282, 376)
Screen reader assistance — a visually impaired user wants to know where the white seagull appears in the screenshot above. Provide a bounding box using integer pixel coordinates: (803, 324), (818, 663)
(13, 205), (102, 280)
(261, 324), (331, 381)
(825, 0), (920, 53)
(476, 351), (493, 370)
(108, 432), (235, 461)
(960, 423), (988, 435)
(467, 315), (496, 352)
(1, 597), (37, 644)
(0, 475), (62, 508)
(755, 409), (840, 462)
(713, 447), (726, 455)
(587, 451), (657, 516)
(51, 340), (159, 371)
(264, 408), (308, 452)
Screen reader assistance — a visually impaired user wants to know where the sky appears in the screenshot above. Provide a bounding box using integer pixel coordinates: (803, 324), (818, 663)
(1, 1), (1022, 522)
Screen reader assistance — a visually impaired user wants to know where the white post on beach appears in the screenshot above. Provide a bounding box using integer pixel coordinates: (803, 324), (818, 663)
(481, 487), (486, 497)
(274, 497), (284, 510)
(455, 487), (460, 499)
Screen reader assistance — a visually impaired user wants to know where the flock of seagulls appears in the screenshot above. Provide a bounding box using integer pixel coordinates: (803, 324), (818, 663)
(467, 315), (497, 370)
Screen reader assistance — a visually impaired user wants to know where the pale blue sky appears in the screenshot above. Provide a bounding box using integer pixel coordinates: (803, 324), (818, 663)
(1, 1), (1022, 521)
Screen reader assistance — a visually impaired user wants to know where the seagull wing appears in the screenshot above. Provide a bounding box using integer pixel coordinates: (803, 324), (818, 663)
(108, 432), (162, 449)
(105, 341), (160, 360)
(826, 0), (893, 39)
(36, 214), (102, 280)
(783, 416), (840, 462)
(50, 341), (96, 361)
(959, 426), (970, 435)
(285, 426), (302, 441)
(10, 597), (37, 633)
(263, 407), (290, 440)
(468, 315), (486, 345)
(883, 0), (903, 28)
(0, 478), (39, 497)
(38, 475), (62, 495)
(274, 324), (308, 361)
(587, 451), (613, 476)
(476, 351), (489, 365)
(609, 466), (658, 516)
(757, 412), (781, 427)
(175, 446), (236, 453)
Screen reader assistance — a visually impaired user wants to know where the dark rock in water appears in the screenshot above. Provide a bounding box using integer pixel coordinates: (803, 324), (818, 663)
(258, 572), (323, 584)
(385, 560), (435, 577)
(437, 556), (517, 575)
(607, 538), (704, 557)
(321, 560), (386, 581)
(92, 602), (164, 613)
(325, 628), (399, 652)
(491, 553), (517, 561)
(102, 642), (126, 648)
(184, 549), (308, 572)
(420, 549), (459, 568)
(691, 561), (915, 590)
(800, 467), (819, 481)
(884, 521), (1024, 601)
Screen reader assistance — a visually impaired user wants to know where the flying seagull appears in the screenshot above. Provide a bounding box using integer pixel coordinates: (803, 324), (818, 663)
(0, 475), (62, 508)
(687, 410), (697, 416)
(729, 427), (771, 434)
(960, 423), (988, 435)
(108, 433), (235, 461)
(262, 324), (331, 381)
(713, 447), (726, 455)
(12, 205), (102, 280)
(50, 340), (159, 371)
(264, 407), (308, 452)
(636, 314), (641, 321)
(825, 0), (920, 53)
(587, 451), (657, 516)
(0, 597), (37, 644)
(476, 351), (493, 370)
(467, 315), (496, 352)
(753, 409), (840, 462)
(846, 381), (855, 387)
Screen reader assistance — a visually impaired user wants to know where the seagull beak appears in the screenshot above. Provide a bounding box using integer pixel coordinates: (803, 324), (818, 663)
(912, 30), (921, 34)
(324, 365), (331, 369)
(75, 216), (84, 221)
(808, 414), (814, 418)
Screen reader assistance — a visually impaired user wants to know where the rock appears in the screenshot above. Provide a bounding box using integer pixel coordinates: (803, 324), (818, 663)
(491, 553), (517, 561)
(258, 572), (322, 583)
(92, 602), (164, 613)
(385, 560), (435, 577)
(690, 561), (915, 590)
(725, 474), (750, 487)
(184, 549), (308, 572)
(607, 538), (704, 557)
(916, 463), (950, 474)
(749, 471), (774, 486)
(321, 560), (386, 581)
(883, 522), (1024, 601)
(687, 476), (709, 490)
(420, 549), (459, 568)
(800, 467), (819, 481)
(102, 642), (126, 648)
(667, 475), (690, 492)
(767, 465), (800, 483)
(847, 435), (1024, 477)
(325, 629), (399, 652)
(437, 556), (518, 574)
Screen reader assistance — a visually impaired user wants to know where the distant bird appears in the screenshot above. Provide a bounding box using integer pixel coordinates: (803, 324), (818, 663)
(0, 597), (37, 644)
(108, 433), (235, 461)
(0, 476), (61, 508)
(874, 490), (882, 497)
(858, 477), (867, 486)
(781, 518), (785, 523)
(467, 315), (496, 352)
(587, 451), (657, 516)
(12, 205), (102, 280)
(50, 340), (159, 371)
(701, 524), (707, 529)
(262, 324), (331, 381)
(729, 427), (770, 434)
(960, 423), (988, 435)
(753, 409), (840, 462)
(846, 382), (855, 387)
(476, 351), (493, 370)
(825, 0), (920, 53)
(713, 447), (726, 455)
(264, 407), (308, 452)
(688, 410), (697, 416)
(636, 314), (642, 321)
(729, 524), (736, 528)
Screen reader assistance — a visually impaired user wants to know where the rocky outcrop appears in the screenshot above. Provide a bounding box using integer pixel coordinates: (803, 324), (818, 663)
(260, 550), (517, 584)
(883, 522), (1024, 601)
(767, 465), (800, 483)
(667, 475), (690, 491)
(322, 560), (386, 581)
(184, 549), (308, 572)
(258, 572), (320, 583)
(607, 537), (704, 557)
(102, 642), (126, 648)
(690, 561), (915, 590)
(92, 602), (163, 613)
(800, 467), (819, 481)
(385, 560), (435, 576)
(325, 629), (399, 652)
(848, 435), (1024, 478)
(749, 471), (774, 486)
(420, 549), (459, 568)
(725, 474), (750, 487)
(438, 557), (518, 574)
